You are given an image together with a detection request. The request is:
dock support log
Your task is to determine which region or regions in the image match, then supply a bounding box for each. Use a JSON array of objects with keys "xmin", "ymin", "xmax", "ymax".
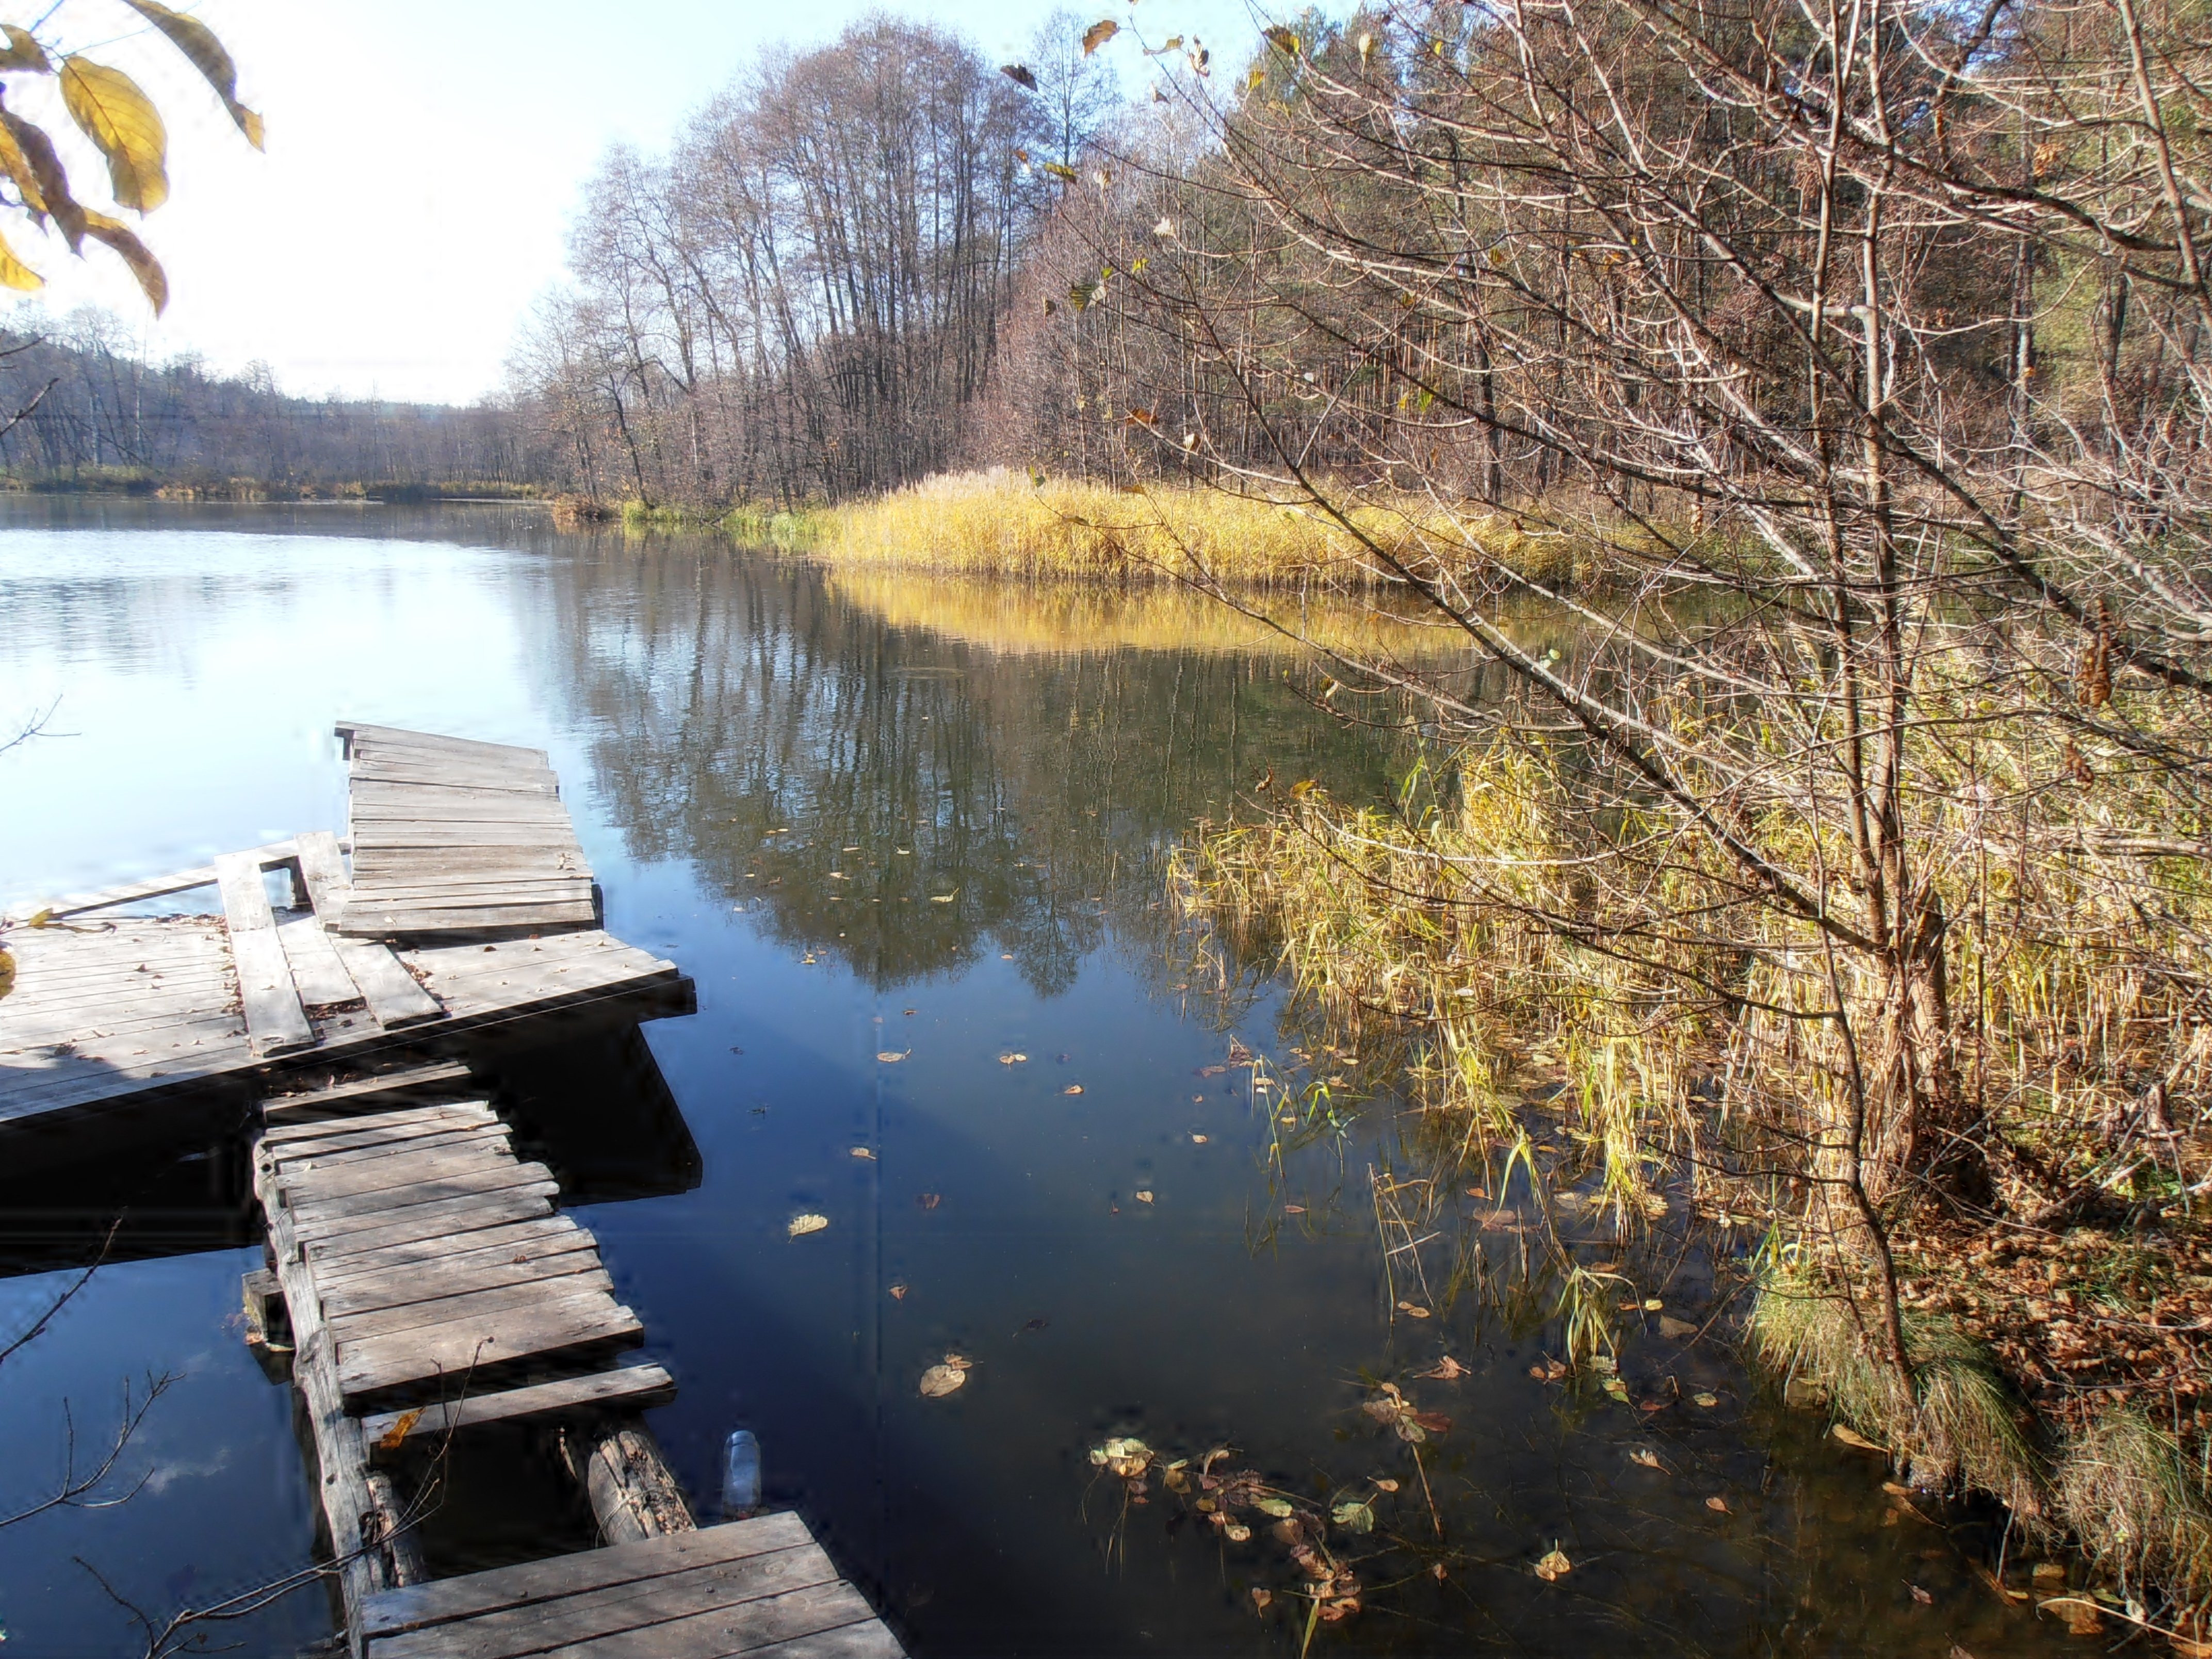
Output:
[
  {"xmin": 560, "ymin": 1419, "xmax": 697, "ymax": 1545},
  {"xmin": 258, "ymin": 1179, "xmax": 428, "ymax": 1653}
]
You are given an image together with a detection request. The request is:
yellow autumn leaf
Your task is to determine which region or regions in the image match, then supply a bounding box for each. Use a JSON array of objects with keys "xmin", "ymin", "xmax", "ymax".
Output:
[
  {"xmin": 0, "ymin": 27, "xmax": 50, "ymax": 73},
  {"xmin": 0, "ymin": 118, "xmax": 46, "ymax": 214},
  {"xmin": 1, "ymin": 112, "xmax": 78, "ymax": 242},
  {"xmin": 375, "ymin": 1408, "xmax": 424, "ymax": 1452},
  {"xmin": 1082, "ymin": 19, "xmax": 1118, "ymax": 54},
  {"xmin": 788, "ymin": 1212, "xmax": 829, "ymax": 1237},
  {"xmin": 60, "ymin": 57, "xmax": 167, "ymax": 213},
  {"xmin": 120, "ymin": 2, "xmax": 263, "ymax": 149},
  {"xmin": 0, "ymin": 223, "xmax": 41, "ymax": 291},
  {"xmin": 80, "ymin": 209, "xmax": 167, "ymax": 313},
  {"xmin": 0, "ymin": 945, "xmax": 14, "ymax": 1001}
]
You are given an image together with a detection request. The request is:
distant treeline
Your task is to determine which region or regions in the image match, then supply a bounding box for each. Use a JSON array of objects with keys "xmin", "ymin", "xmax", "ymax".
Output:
[{"xmin": 0, "ymin": 311, "xmax": 544, "ymax": 495}]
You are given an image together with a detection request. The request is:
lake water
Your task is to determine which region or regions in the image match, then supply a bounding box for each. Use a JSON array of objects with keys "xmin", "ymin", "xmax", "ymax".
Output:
[{"xmin": 0, "ymin": 502, "xmax": 2077, "ymax": 1656}]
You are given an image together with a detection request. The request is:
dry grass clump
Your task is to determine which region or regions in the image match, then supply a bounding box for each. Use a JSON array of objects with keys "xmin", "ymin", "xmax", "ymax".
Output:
[
  {"xmin": 2057, "ymin": 1408, "xmax": 2212, "ymax": 1611},
  {"xmin": 1748, "ymin": 1264, "xmax": 2042, "ymax": 1518},
  {"xmin": 802, "ymin": 469, "xmax": 1587, "ymax": 589}
]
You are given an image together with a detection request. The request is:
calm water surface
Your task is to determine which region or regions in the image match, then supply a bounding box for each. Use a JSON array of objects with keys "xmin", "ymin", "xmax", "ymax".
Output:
[{"xmin": 0, "ymin": 503, "xmax": 2073, "ymax": 1656}]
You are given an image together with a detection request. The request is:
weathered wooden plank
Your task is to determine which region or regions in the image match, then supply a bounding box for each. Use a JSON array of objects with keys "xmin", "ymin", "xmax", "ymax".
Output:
[
  {"xmin": 339, "ymin": 904, "xmax": 601, "ymax": 936},
  {"xmin": 288, "ymin": 1162, "xmax": 559, "ymax": 1228},
  {"xmin": 280, "ymin": 1144, "xmax": 530, "ymax": 1206},
  {"xmin": 346, "ymin": 764, "xmax": 559, "ymax": 795},
  {"xmin": 7, "ymin": 837, "xmax": 309, "ymax": 922},
  {"xmin": 338, "ymin": 723, "xmax": 550, "ymax": 768},
  {"xmin": 335, "ymin": 1297, "xmax": 642, "ymax": 1403},
  {"xmin": 367, "ymin": 1549, "xmax": 852, "ymax": 1659},
  {"xmin": 261, "ymin": 1061, "xmax": 476, "ymax": 1125},
  {"xmin": 299, "ymin": 1190, "xmax": 559, "ymax": 1262},
  {"xmin": 357, "ymin": 1363, "xmax": 676, "ymax": 1462},
  {"xmin": 739, "ymin": 1617, "xmax": 908, "ymax": 1659},
  {"xmin": 341, "ymin": 881, "xmax": 596, "ymax": 908},
  {"xmin": 278, "ymin": 913, "xmax": 367, "ymax": 1006},
  {"xmin": 7, "ymin": 867, "xmax": 219, "ymax": 921},
  {"xmin": 255, "ymin": 1150, "xmax": 428, "ymax": 1649},
  {"xmin": 214, "ymin": 851, "xmax": 316, "ymax": 1058},
  {"xmin": 331, "ymin": 1269, "xmax": 617, "ymax": 1342},
  {"xmin": 311, "ymin": 1217, "xmax": 584, "ymax": 1287},
  {"xmin": 320, "ymin": 1237, "xmax": 604, "ymax": 1318},
  {"xmin": 266, "ymin": 1101, "xmax": 498, "ymax": 1148},
  {"xmin": 272, "ymin": 1125, "xmax": 511, "ymax": 1175},
  {"xmin": 295, "ymin": 831, "xmax": 448, "ymax": 1029},
  {"xmin": 361, "ymin": 1517, "xmax": 814, "ymax": 1640}
]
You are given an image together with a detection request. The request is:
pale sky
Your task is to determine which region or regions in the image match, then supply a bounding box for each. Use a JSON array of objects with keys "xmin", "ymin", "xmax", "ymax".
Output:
[{"xmin": 0, "ymin": 0, "xmax": 1264, "ymax": 405}]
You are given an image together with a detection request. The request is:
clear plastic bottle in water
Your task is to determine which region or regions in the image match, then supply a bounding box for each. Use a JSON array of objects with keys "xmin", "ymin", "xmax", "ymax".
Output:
[{"xmin": 722, "ymin": 1428, "xmax": 762, "ymax": 1518}]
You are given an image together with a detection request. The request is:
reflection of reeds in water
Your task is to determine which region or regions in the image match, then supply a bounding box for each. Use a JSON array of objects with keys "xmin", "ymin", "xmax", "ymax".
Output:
[{"xmin": 824, "ymin": 567, "xmax": 1460, "ymax": 659}]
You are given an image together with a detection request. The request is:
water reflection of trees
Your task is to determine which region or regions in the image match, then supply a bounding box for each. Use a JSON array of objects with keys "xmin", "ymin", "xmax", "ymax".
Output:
[{"xmin": 545, "ymin": 538, "xmax": 1414, "ymax": 990}]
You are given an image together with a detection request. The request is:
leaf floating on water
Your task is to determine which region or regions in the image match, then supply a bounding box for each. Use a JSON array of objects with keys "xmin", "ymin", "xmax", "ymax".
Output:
[
  {"xmin": 999, "ymin": 1052, "xmax": 1028, "ymax": 1065},
  {"xmin": 1529, "ymin": 1358, "xmax": 1569, "ymax": 1382},
  {"xmin": 930, "ymin": 892, "xmax": 958, "ymax": 904},
  {"xmin": 375, "ymin": 1409, "xmax": 423, "ymax": 1452},
  {"xmin": 851, "ymin": 1147, "xmax": 875, "ymax": 1159},
  {"xmin": 1090, "ymin": 1437, "xmax": 1152, "ymax": 1476},
  {"xmin": 1534, "ymin": 1547, "xmax": 1572, "ymax": 1582},
  {"xmin": 1191, "ymin": 1133, "xmax": 1208, "ymax": 1144},
  {"xmin": 1831, "ymin": 1423, "xmax": 1885, "ymax": 1452},
  {"xmin": 1421, "ymin": 1355, "xmax": 1469, "ymax": 1380},
  {"xmin": 789, "ymin": 1213, "xmax": 829, "ymax": 1237},
  {"xmin": 1693, "ymin": 1391, "xmax": 1720, "ymax": 1408},
  {"xmin": 1395, "ymin": 1300, "xmax": 1432, "ymax": 1319},
  {"xmin": 1705, "ymin": 1494, "xmax": 1730, "ymax": 1513},
  {"xmin": 1134, "ymin": 1190, "xmax": 1154, "ymax": 1203},
  {"xmin": 917, "ymin": 1193, "xmax": 941, "ymax": 1210},
  {"xmin": 1642, "ymin": 1297, "xmax": 1665, "ymax": 1311},
  {"xmin": 1372, "ymin": 1477, "xmax": 1399, "ymax": 1493},
  {"xmin": 1331, "ymin": 1499, "xmax": 1375, "ymax": 1533},
  {"xmin": 1283, "ymin": 1203, "xmax": 1305, "ymax": 1215},
  {"xmin": 1064, "ymin": 1084, "xmax": 1084, "ymax": 1095},
  {"xmin": 1222, "ymin": 1522, "xmax": 1251, "ymax": 1542},
  {"xmin": 1254, "ymin": 1497, "xmax": 1295, "ymax": 1518},
  {"xmin": 1407, "ymin": 1410, "xmax": 1453, "ymax": 1435},
  {"xmin": 1250, "ymin": 1587, "xmax": 1272, "ymax": 1611},
  {"xmin": 1630, "ymin": 1446, "xmax": 1664, "ymax": 1470},
  {"xmin": 1658, "ymin": 1314, "xmax": 1699, "ymax": 1339},
  {"xmin": 888, "ymin": 1282, "xmax": 908, "ymax": 1300},
  {"xmin": 919, "ymin": 1363, "xmax": 967, "ymax": 1398},
  {"xmin": 1909, "ymin": 1583, "xmax": 1933, "ymax": 1606}
]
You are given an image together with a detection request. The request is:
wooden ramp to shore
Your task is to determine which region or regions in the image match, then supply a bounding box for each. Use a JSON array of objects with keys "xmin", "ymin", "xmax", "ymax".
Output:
[
  {"xmin": 334, "ymin": 724, "xmax": 599, "ymax": 938},
  {"xmin": 0, "ymin": 726, "xmax": 684, "ymax": 1137},
  {"xmin": 253, "ymin": 1082, "xmax": 904, "ymax": 1659}
]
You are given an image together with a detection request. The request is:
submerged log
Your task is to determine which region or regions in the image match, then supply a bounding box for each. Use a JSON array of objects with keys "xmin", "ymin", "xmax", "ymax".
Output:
[{"xmin": 559, "ymin": 1419, "xmax": 696, "ymax": 1545}]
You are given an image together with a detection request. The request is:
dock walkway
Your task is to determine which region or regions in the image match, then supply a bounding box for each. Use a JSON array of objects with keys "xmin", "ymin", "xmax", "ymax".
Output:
[
  {"xmin": 0, "ymin": 727, "xmax": 684, "ymax": 1146},
  {"xmin": 254, "ymin": 1083, "xmax": 903, "ymax": 1659},
  {"xmin": 359, "ymin": 1516, "xmax": 902, "ymax": 1659}
]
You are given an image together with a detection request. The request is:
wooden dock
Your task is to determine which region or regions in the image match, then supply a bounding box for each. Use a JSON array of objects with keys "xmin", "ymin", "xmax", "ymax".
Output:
[
  {"xmin": 0, "ymin": 726, "xmax": 688, "ymax": 1152},
  {"xmin": 253, "ymin": 1079, "xmax": 904, "ymax": 1659},
  {"xmin": 357, "ymin": 1518, "xmax": 902, "ymax": 1659}
]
